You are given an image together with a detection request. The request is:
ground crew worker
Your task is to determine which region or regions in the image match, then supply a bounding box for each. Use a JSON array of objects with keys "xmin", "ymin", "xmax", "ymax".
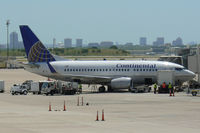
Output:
[
  {"xmin": 153, "ymin": 83, "xmax": 157, "ymax": 94},
  {"xmin": 79, "ymin": 84, "xmax": 82, "ymax": 93},
  {"xmin": 162, "ymin": 82, "xmax": 166, "ymax": 89},
  {"xmin": 168, "ymin": 82, "xmax": 173, "ymax": 96}
]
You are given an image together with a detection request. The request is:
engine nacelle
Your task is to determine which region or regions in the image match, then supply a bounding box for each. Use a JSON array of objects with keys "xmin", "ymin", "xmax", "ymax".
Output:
[{"xmin": 111, "ymin": 77, "xmax": 132, "ymax": 89}]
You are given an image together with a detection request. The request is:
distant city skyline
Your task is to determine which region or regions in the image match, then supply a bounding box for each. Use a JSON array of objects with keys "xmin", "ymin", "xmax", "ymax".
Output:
[
  {"xmin": 0, "ymin": 0, "xmax": 200, "ymax": 45},
  {"xmin": 0, "ymin": 31, "xmax": 189, "ymax": 49}
]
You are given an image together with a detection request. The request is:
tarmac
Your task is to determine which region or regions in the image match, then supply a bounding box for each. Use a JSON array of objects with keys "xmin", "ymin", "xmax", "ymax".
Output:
[{"xmin": 0, "ymin": 69, "xmax": 200, "ymax": 133}]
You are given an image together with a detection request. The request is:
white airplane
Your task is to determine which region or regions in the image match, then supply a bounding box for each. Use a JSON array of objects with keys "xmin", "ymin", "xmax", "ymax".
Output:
[{"xmin": 19, "ymin": 25, "xmax": 195, "ymax": 92}]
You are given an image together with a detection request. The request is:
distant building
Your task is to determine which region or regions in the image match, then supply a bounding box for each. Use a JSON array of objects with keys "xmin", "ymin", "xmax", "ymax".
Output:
[
  {"xmin": 139, "ymin": 37, "xmax": 147, "ymax": 45},
  {"xmin": 88, "ymin": 42, "xmax": 99, "ymax": 48},
  {"xmin": 153, "ymin": 37, "xmax": 164, "ymax": 46},
  {"xmin": 10, "ymin": 32, "xmax": 19, "ymax": 49},
  {"xmin": 0, "ymin": 44, "xmax": 6, "ymax": 49},
  {"xmin": 76, "ymin": 39, "xmax": 83, "ymax": 47},
  {"xmin": 18, "ymin": 41, "xmax": 24, "ymax": 49},
  {"xmin": 100, "ymin": 41, "xmax": 114, "ymax": 48},
  {"xmin": 64, "ymin": 38, "xmax": 72, "ymax": 48},
  {"xmin": 172, "ymin": 37, "xmax": 183, "ymax": 46},
  {"xmin": 124, "ymin": 42, "xmax": 133, "ymax": 46}
]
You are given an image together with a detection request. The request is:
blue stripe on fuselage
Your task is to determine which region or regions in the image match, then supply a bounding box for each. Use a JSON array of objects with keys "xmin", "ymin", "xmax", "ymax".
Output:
[{"xmin": 47, "ymin": 62, "xmax": 56, "ymax": 73}]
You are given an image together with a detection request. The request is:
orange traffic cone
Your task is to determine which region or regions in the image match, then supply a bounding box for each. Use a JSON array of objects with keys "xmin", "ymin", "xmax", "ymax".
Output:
[
  {"xmin": 77, "ymin": 96, "xmax": 79, "ymax": 106},
  {"xmin": 63, "ymin": 100, "xmax": 66, "ymax": 111},
  {"xmin": 81, "ymin": 97, "xmax": 83, "ymax": 106},
  {"xmin": 102, "ymin": 109, "xmax": 105, "ymax": 121},
  {"xmin": 96, "ymin": 111, "xmax": 99, "ymax": 121},
  {"xmin": 49, "ymin": 102, "xmax": 51, "ymax": 111}
]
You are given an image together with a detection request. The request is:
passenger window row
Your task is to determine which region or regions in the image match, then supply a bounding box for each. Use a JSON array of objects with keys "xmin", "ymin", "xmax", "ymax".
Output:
[{"xmin": 64, "ymin": 68, "xmax": 158, "ymax": 72}]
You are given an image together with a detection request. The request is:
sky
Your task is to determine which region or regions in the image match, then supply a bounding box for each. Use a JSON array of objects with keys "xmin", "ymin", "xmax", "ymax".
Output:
[{"xmin": 0, "ymin": 0, "xmax": 200, "ymax": 45}]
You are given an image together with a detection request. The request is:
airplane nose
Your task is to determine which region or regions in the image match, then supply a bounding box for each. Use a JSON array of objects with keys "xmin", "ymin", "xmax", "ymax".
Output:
[{"xmin": 187, "ymin": 70, "xmax": 196, "ymax": 78}]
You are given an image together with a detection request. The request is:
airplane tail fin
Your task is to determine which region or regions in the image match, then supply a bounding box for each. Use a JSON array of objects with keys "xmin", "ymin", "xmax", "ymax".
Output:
[{"xmin": 19, "ymin": 25, "xmax": 55, "ymax": 63}]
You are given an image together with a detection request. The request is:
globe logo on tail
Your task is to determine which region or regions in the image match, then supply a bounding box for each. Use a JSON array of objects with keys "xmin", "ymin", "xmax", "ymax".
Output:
[{"xmin": 28, "ymin": 41, "xmax": 55, "ymax": 62}]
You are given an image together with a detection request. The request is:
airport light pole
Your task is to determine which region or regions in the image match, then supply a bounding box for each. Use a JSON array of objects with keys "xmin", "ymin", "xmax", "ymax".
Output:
[
  {"xmin": 197, "ymin": 45, "xmax": 200, "ymax": 83},
  {"xmin": 6, "ymin": 20, "xmax": 10, "ymax": 61}
]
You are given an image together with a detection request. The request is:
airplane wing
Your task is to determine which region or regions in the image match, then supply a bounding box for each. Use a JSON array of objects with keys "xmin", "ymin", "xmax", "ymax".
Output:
[{"xmin": 57, "ymin": 73, "xmax": 113, "ymax": 84}]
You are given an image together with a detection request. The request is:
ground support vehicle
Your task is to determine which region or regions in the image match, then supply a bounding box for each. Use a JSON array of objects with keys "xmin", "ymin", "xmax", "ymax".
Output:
[
  {"xmin": 61, "ymin": 82, "xmax": 79, "ymax": 95},
  {"xmin": 30, "ymin": 81, "xmax": 59, "ymax": 95},
  {"xmin": 41, "ymin": 81, "xmax": 59, "ymax": 96},
  {"xmin": 130, "ymin": 85, "xmax": 151, "ymax": 93},
  {"xmin": 190, "ymin": 89, "xmax": 200, "ymax": 96},
  {"xmin": 157, "ymin": 70, "xmax": 174, "ymax": 93},
  {"xmin": 10, "ymin": 84, "xmax": 28, "ymax": 95}
]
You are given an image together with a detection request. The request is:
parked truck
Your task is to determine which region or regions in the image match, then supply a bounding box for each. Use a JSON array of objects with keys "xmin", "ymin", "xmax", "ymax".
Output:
[
  {"xmin": 30, "ymin": 81, "xmax": 59, "ymax": 95},
  {"xmin": 41, "ymin": 81, "xmax": 59, "ymax": 95},
  {"xmin": 157, "ymin": 70, "xmax": 174, "ymax": 93},
  {"xmin": 0, "ymin": 80, "xmax": 4, "ymax": 93},
  {"xmin": 60, "ymin": 82, "xmax": 79, "ymax": 95},
  {"xmin": 10, "ymin": 84, "xmax": 28, "ymax": 95}
]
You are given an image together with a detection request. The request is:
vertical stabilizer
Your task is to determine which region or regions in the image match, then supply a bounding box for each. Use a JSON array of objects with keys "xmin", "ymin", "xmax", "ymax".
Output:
[{"xmin": 19, "ymin": 25, "xmax": 55, "ymax": 62}]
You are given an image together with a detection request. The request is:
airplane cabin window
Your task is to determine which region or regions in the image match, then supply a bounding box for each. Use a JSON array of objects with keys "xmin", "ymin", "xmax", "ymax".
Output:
[{"xmin": 64, "ymin": 69, "xmax": 66, "ymax": 71}]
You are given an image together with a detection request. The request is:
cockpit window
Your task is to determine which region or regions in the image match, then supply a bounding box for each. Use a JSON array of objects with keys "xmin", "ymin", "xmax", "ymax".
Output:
[{"xmin": 175, "ymin": 67, "xmax": 183, "ymax": 71}]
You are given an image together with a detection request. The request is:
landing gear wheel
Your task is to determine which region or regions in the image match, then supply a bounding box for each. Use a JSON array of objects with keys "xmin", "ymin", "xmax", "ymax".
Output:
[
  {"xmin": 107, "ymin": 86, "xmax": 113, "ymax": 92},
  {"xmin": 99, "ymin": 86, "xmax": 105, "ymax": 93},
  {"xmin": 23, "ymin": 91, "xmax": 27, "ymax": 95},
  {"xmin": 192, "ymin": 91, "xmax": 197, "ymax": 96}
]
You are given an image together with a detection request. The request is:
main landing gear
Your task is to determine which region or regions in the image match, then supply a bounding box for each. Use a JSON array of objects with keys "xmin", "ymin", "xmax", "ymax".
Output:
[
  {"xmin": 99, "ymin": 86, "xmax": 106, "ymax": 93},
  {"xmin": 107, "ymin": 85, "xmax": 114, "ymax": 92}
]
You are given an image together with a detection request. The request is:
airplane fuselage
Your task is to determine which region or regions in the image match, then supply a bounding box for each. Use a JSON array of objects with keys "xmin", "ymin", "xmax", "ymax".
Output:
[{"xmin": 24, "ymin": 60, "xmax": 195, "ymax": 85}]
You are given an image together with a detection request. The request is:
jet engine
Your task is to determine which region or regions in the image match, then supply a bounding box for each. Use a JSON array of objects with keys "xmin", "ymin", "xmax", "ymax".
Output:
[{"xmin": 111, "ymin": 77, "xmax": 132, "ymax": 89}]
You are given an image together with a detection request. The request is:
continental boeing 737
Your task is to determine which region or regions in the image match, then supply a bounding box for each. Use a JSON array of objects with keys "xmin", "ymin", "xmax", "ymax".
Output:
[{"xmin": 19, "ymin": 25, "xmax": 195, "ymax": 92}]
